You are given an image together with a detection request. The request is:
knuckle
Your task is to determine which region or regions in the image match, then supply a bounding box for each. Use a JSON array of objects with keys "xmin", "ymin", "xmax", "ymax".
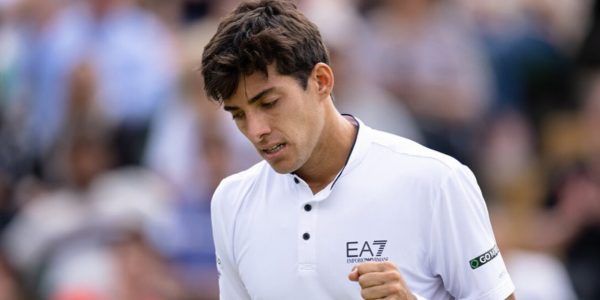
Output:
[
  {"xmin": 387, "ymin": 270, "xmax": 401, "ymax": 281},
  {"xmin": 355, "ymin": 264, "xmax": 364, "ymax": 273},
  {"xmin": 386, "ymin": 283, "xmax": 403, "ymax": 294},
  {"xmin": 358, "ymin": 277, "xmax": 369, "ymax": 289},
  {"xmin": 383, "ymin": 261, "xmax": 397, "ymax": 269},
  {"xmin": 360, "ymin": 289, "xmax": 369, "ymax": 299}
]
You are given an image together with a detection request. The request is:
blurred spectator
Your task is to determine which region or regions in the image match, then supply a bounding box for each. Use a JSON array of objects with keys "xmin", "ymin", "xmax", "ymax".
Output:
[
  {"xmin": 3, "ymin": 166, "xmax": 187, "ymax": 299},
  {"xmin": 329, "ymin": 44, "xmax": 422, "ymax": 142},
  {"xmin": 22, "ymin": 0, "xmax": 179, "ymax": 172},
  {"xmin": 355, "ymin": 0, "xmax": 493, "ymax": 164},
  {"xmin": 85, "ymin": 0, "xmax": 179, "ymax": 167},
  {"xmin": 477, "ymin": 109, "xmax": 543, "ymax": 213},
  {"xmin": 459, "ymin": 0, "xmax": 589, "ymax": 130},
  {"xmin": 19, "ymin": 0, "xmax": 87, "ymax": 163},
  {"xmin": 42, "ymin": 60, "xmax": 114, "ymax": 189},
  {"xmin": 2, "ymin": 115, "xmax": 114, "ymax": 296},
  {"xmin": 301, "ymin": 0, "xmax": 422, "ymax": 141}
]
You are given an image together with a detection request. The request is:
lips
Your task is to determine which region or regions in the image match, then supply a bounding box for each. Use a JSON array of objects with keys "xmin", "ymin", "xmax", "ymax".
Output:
[
  {"xmin": 259, "ymin": 142, "xmax": 288, "ymax": 161},
  {"xmin": 263, "ymin": 143, "xmax": 285, "ymax": 154}
]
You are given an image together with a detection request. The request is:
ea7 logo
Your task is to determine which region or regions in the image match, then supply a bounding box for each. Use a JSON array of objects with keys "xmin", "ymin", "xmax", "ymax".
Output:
[{"xmin": 346, "ymin": 240, "xmax": 388, "ymax": 258}]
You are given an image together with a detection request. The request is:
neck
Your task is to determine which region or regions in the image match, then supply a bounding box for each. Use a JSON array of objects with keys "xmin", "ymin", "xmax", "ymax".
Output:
[{"xmin": 295, "ymin": 104, "xmax": 357, "ymax": 194}]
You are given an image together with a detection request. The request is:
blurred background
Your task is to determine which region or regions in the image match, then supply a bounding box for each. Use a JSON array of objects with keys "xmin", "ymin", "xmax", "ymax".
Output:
[{"xmin": 0, "ymin": 0, "xmax": 599, "ymax": 299}]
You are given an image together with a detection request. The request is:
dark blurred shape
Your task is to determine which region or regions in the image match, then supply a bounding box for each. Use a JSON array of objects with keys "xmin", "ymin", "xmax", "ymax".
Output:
[
  {"xmin": 182, "ymin": 0, "xmax": 210, "ymax": 24},
  {"xmin": 578, "ymin": 0, "xmax": 600, "ymax": 68},
  {"xmin": 543, "ymin": 164, "xmax": 600, "ymax": 300},
  {"xmin": 112, "ymin": 121, "xmax": 149, "ymax": 168},
  {"xmin": 0, "ymin": 172, "xmax": 17, "ymax": 233},
  {"xmin": 566, "ymin": 227, "xmax": 600, "ymax": 300}
]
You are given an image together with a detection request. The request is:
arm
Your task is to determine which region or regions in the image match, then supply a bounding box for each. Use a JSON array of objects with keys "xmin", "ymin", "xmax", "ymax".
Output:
[
  {"xmin": 430, "ymin": 165, "xmax": 515, "ymax": 299},
  {"xmin": 211, "ymin": 183, "xmax": 252, "ymax": 300}
]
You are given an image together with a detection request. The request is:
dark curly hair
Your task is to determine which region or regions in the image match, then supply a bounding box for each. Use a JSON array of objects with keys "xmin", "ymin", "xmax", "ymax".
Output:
[{"xmin": 201, "ymin": 0, "xmax": 330, "ymax": 102}]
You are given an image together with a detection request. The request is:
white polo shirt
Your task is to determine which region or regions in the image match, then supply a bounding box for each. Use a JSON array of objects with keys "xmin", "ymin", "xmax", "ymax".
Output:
[{"xmin": 211, "ymin": 118, "xmax": 515, "ymax": 300}]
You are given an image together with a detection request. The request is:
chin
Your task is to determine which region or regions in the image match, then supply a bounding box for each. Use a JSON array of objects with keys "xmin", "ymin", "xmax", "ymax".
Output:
[
  {"xmin": 267, "ymin": 160, "xmax": 300, "ymax": 175},
  {"xmin": 268, "ymin": 163, "xmax": 294, "ymax": 174}
]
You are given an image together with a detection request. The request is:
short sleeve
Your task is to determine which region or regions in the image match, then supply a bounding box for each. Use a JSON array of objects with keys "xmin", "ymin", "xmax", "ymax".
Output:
[
  {"xmin": 429, "ymin": 165, "xmax": 515, "ymax": 300},
  {"xmin": 211, "ymin": 181, "xmax": 252, "ymax": 300}
]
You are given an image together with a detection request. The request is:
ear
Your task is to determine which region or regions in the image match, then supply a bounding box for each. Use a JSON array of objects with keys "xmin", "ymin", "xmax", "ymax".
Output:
[{"xmin": 311, "ymin": 62, "xmax": 334, "ymax": 99}]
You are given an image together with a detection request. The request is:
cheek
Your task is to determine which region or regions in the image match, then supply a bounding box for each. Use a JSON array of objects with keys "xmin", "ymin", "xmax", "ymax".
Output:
[
  {"xmin": 278, "ymin": 94, "xmax": 322, "ymax": 144},
  {"xmin": 291, "ymin": 111, "xmax": 314, "ymax": 139},
  {"xmin": 295, "ymin": 112, "xmax": 322, "ymax": 151}
]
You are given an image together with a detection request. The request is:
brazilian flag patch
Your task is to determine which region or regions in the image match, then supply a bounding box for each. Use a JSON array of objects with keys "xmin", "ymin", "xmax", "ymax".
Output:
[{"xmin": 469, "ymin": 245, "xmax": 500, "ymax": 270}]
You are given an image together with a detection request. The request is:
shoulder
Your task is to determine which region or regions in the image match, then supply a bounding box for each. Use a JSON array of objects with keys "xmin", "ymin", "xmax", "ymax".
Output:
[
  {"xmin": 367, "ymin": 128, "xmax": 465, "ymax": 182},
  {"xmin": 368, "ymin": 130, "xmax": 487, "ymax": 212}
]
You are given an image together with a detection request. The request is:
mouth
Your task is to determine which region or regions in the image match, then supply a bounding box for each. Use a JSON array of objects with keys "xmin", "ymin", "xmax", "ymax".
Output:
[{"xmin": 261, "ymin": 143, "xmax": 286, "ymax": 156}]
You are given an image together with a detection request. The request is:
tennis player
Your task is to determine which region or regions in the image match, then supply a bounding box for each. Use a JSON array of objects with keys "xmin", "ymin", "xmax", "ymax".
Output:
[{"xmin": 201, "ymin": 1, "xmax": 516, "ymax": 299}]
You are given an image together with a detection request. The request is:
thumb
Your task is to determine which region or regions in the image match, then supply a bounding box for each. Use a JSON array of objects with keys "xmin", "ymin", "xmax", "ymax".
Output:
[{"xmin": 348, "ymin": 266, "xmax": 359, "ymax": 282}]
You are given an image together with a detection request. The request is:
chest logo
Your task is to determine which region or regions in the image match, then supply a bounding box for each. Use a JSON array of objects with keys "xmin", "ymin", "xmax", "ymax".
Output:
[{"xmin": 346, "ymin": 240, "xmax": 389, "ymax": 264}]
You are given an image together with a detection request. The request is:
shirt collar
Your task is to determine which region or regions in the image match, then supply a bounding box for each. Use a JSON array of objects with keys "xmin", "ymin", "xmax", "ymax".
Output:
[
  {"xmin": 335, "ymin": 115, "xmax": 372, "ymax": 183},
  {"xmin": 288, "ymin": 115, "xmax": 372, "ymax": 194}
]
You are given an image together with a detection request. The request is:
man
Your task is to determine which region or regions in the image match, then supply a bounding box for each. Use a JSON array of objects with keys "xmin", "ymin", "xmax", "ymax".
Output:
[{"xmin": 201, "ymin": 1, "xmax": 516, "ymax": 299}]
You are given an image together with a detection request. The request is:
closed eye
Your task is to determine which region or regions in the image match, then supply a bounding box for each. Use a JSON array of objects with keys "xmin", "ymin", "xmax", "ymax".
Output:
[
  {"xmin": 231, "ymin": 110, "xmax": 245, "ymax": 120},
  {"xmin": 261, "ymin": 99, "xmax": 278, "ymax": 109}
]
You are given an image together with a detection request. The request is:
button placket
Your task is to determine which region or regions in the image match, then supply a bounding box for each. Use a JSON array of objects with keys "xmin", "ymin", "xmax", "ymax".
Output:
[{"xmin": 298, "ymin": 198, "xmax": 317, "ymax": 271}]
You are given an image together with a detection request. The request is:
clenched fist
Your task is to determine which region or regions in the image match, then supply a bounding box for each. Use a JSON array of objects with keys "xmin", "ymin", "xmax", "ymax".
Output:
[{"xmin": 348, "ymin": 261, "xmax": 416, "ymax": 300}]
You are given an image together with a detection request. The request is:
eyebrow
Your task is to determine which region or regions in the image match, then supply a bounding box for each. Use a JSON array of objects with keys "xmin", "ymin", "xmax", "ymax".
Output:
[{"xmin": 223, "ymin": 87, "xmax": 276, "ymax": 112}]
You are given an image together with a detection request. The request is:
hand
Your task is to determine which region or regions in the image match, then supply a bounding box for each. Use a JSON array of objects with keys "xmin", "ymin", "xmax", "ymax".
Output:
[{"xmin": 348, "ymin": 261, "xmax": 415, "ymax": 300}]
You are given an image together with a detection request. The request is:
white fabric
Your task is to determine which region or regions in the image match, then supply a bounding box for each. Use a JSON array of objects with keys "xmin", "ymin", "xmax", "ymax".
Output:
[{"xmin": 211, "ymin": 119, "xmax": 514, "ymax": 299}]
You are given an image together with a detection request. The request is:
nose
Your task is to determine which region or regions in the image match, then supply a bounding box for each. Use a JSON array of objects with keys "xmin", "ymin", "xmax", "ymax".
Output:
[{"xmin": 245, "ymin": 112, "xmax": 271, "ymax": 144}]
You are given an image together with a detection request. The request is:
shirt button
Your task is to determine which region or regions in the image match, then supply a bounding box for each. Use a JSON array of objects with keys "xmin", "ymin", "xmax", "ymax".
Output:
[
  {"xmin": 302, "ymin": 232, "xmax": 310, "ymax": 240},
  {"xmin": 304, "ymin": 204, "xmax": 312, "ymax": 212},
  {"xmin": 294, "ymin": 177, "xmax": 300, "ymax": 184}
]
